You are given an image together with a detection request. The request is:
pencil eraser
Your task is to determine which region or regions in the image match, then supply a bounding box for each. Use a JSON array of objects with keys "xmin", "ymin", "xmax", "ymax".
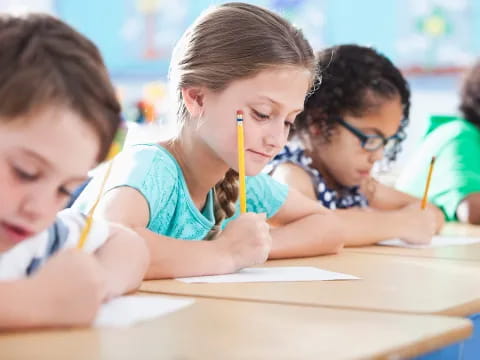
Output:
[{"xmin": 236, "ymin": 110, "xmax": 244, "ymax": 120}]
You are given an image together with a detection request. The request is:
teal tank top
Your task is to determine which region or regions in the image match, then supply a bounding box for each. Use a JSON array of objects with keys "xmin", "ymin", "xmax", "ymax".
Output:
[{"xmin": 73, "ymin": 144, "xmax": 289, "ymax": 240}]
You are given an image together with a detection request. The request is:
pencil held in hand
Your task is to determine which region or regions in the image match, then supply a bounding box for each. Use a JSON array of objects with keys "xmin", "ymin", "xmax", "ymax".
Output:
[
  {"xmin": 77, "ymin": 122, "xmax": 128, "ymax": 249},
  {"xmin": 237, "ymin": 110, "xmax": 247, "ymax": 213},
  {"xmin": 421, "ymin": 156, "xmax": 436, "ymax": 210}
]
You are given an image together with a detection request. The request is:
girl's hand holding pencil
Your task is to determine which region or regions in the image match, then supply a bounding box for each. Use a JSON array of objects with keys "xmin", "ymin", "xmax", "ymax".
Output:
[
  {"xmin": 395, "ymin": 156, "xmax": 438, "ymax": 245},
  {"xmin": 215, "ymin": 212, "xmax": 272, "ymax": 272},
  {"xmin": 397, "ymin": 202, "xmax": 438, "ymax": 245},
  {"xmin": 202, "ymin": 110, "xmax": 272, "ymax": 271}
]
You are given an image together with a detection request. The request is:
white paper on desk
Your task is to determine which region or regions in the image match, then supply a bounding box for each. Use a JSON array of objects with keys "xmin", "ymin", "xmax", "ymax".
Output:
[
  {"xmin": 378, "ymin": 235, "xmax": 480, "ymax": 249},
  {"xmin": 177, "ymin": 266, "xmax": 359, "ymax": 283},
  {"xmin": 94, "ymin": 295, "xmax": 194, "ymax": 328}
]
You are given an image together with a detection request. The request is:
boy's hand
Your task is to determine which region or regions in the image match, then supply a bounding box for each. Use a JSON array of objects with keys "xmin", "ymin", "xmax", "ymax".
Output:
[{"xmin": 30, "ymin": 248, "xmax": 106, "ymax": 327}]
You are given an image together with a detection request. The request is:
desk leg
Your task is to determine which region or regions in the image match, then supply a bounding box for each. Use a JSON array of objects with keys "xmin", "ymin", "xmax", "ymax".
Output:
[
  {"xmin": 411, "ymin": 342, "xmax": 463, "ymax": 360},
  {"xmin": 461, "ymin": 312, "xmax": 480, "ymax": 360}
]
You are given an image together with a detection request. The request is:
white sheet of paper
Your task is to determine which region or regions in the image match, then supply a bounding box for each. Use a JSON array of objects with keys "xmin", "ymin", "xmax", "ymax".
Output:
[
  {"xmin": 177, "ymin": 266, "xmax": 359, "ymax": 283},
  {"xmin": 378, "ymin": 235, "xmax": 480, "ymax": 249},
  {"xmin": 94, "ymin": 295, "xmax": 194, "ymax": 328}
]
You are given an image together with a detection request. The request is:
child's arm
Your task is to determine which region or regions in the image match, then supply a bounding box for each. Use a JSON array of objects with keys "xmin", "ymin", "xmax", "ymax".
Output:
[
  {"xmin": 96, "ymin": 187, "xmax": 271, "ymax": 279},
  {"xmin": 361, "ymin": 177, "xmax": 445, "ymax": 232},
  {"xmin": 269, "ymin": 163, "xmax": 344, "ymax": 257},
  {"xmin": 271, "ymin": 165, "xmax": 438, "ymax": 248},
  {"xmin": 0, "ymin": 249, "xmax": 105, "ymax": 329},
  {"xmin": 335, "ymin": 205, "xmax": 438, "ymax": 246},
  {"xmin": 269, "ymin": 188, "xmax": 439, "ymax": 250},
  {"xmin": 457, "ymin": 193, "xmax": 480, "ymax": 224},
  {"xmin": 267, "ymin": 188, "xmax": 344, "ymax": 258},
  {"xmin": 93, "ymin": 224, "xmax": 149, "ymax": 300}
]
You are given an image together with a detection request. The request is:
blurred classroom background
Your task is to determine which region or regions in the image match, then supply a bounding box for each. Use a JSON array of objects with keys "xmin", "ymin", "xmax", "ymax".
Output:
[{"xmin": 3, "ymin": 0, "xmax": 480, "ymax": 169}]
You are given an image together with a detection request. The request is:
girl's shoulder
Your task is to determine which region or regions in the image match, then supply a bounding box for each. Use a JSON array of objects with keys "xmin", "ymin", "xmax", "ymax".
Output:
[
  {"xmin": 122, "ymin": 143, "xmax": 181, "ymax": 176},
  {"xmin": 113, "ymin": 143, "xmax": 185, "ymax": 192}
]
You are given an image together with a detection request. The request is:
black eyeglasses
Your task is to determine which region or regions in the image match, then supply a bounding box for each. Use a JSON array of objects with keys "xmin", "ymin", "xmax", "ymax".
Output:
[{"xmin": 336, "ymin": 117, "xmax": 405, "ymax": 152}]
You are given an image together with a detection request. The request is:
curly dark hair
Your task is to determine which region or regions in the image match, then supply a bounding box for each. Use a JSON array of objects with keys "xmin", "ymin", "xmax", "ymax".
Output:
[
  {"xmin": 460, "ymin": 60, "xmax": 480, "ymax": 128},
  {"xmin": 295, "ymin": 44, "xmax": 410, "ymax": 162}
]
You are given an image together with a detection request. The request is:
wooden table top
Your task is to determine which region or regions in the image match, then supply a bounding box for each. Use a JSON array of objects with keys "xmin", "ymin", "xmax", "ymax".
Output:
[
  {"xmin": 0, "ymin": 297, "xmax": 472, "ymax": 360},
  {"xmin": 141, "ymin": 252, "xmax": 480, "ymax": 317},
  {"xmin": 346, "ymin": 222, "xmax": 480, "ymax": 261}
]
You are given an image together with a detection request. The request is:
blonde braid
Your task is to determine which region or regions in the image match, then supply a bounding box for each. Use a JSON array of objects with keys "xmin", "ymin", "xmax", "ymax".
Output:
[{"xmin": 204, "ymin": 169, "xmax": 239, "ymax": 240}]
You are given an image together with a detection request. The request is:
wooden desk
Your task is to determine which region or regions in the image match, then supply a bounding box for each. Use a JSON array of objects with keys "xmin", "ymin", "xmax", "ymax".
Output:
[
  {"xmin": 141, "ymin": 252, "xmax": 480, "ymax": 316},
  {"xmin": 346, "ymin": 223, "xmax": 480, "ymax": 261},
  {"xmin": 442, "ymin": 223, "xmax": 480, "ymax": 237},
  {"xmin": 0, "ymin": 297, "xmax": 471, "ymax": 360}
]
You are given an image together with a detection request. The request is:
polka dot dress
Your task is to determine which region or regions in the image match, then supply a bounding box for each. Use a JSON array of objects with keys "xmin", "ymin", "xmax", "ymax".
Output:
[{"xmin": 267, "ymin": 145, "xmax": 368, "ymax": 209}]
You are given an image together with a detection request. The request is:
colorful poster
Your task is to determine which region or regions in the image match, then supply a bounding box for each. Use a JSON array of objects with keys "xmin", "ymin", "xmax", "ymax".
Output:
[
  {"xmin": 396, "ymin": 0, "xmax": 475, "ymax": 71},
  {"xmin": 26, "ymin": 0, "xmax": 480, "ymax": 76}
]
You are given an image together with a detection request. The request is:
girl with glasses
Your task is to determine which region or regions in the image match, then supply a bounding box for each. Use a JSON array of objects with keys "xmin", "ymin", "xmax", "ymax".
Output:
[{"xmin": 269, "ymin": 44, "xmax": 444, "ymax": 246}]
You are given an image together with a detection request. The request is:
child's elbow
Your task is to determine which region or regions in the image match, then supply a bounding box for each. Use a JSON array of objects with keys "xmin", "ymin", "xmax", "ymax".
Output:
[
  {"xmin": 126, "ymin": 230, "xmax": 150, "ymax": 277},
  {"xmin": 324, "ymin": 235, "xmax": 344, "ymax": 255},
  {"xmin": 329, "ymin": 239, "xmax": 344, "ymax": 254},
  {"xmin": 109, "ymin": 224, "xmax": 150, "ymax": 279},
  {"xmin": 311, "ymin": 213, "xmax": 345, "ymax": 254}
]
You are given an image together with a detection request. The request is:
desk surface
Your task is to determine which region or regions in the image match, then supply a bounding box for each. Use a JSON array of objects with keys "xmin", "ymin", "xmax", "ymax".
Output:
[
  {"xmin": 141, "ymin": 252, "xmax": 480, "ymax": 316},
  {"xmin": 0, "ymin": 297, "xmax": 471, "ymax": 360},
  {"xmin": 346, "ymin": 222, "xmax": 480, "ymax": 261}
]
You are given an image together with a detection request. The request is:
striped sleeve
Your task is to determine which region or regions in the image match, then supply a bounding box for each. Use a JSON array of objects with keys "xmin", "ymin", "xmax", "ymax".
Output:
[{"xmin": 0, "ymin": 209, "xmax": 109, "ymax": 280}]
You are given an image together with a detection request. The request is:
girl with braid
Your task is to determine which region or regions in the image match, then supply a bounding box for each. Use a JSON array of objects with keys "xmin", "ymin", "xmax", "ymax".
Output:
[
  {"xmin": 74, "ymin": 2, "xmax": 346, "ymax": 279},
  {"xmin": 269, "ymin": 44, "xmax": 445, "ymax": 246}
]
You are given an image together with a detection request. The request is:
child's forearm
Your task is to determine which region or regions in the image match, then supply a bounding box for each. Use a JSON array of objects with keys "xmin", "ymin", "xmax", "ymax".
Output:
[
  {"xmin": 335, "ymin": 210, "xmax": 399, "ymax": 246},
  {"xmin": 135, "ymin": 228, "xmax": 234, "ymax": 279},
  {"xmin": 2, "ymin": 249, "xmax": 108, "ymax": 329},
  {"xmin": 269, "ymin": 213, "xmax": 344, "ymax": 259},
  {"xmin": 457, "ymin": 194, "xmax": 480, "ymax": 224},
  {"xmin": 335, "ymin": 209, "xmax": 424, "ymax": 246},
  {"xmin": 94, "ymin": 225, "xmax": 150, "ymax": 299},
  {"xmin": 0, "ymin": 279, "xmax": 47, "ymax": 329}
]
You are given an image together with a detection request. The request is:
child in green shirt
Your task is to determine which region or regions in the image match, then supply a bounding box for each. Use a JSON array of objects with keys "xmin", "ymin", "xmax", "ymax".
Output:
[{"xmin": 397, "ymin": 62, "xmax": 480, "ymax": 223}]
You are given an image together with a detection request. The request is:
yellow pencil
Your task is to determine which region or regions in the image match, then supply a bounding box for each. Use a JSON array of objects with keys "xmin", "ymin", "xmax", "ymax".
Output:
[
  {"xmin": 237, "ymin": 110, "xmax": 247, "ymax": 213},
  {"xmin": 77, "ymin": 122, "xmax": 128, "ymax": 249},
  {"xmin": 421, "ymin": 156, "xmax": 436, "ymax": 210}
]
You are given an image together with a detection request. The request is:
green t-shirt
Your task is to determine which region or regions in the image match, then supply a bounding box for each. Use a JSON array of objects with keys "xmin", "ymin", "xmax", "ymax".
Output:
[
  {"xmin": 396, "ymin": 115, "xmax": 480, "ymax": 220},
  {"xmin": 73, "ymin": 144, "xmax": 289, "ymax": 240}
]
